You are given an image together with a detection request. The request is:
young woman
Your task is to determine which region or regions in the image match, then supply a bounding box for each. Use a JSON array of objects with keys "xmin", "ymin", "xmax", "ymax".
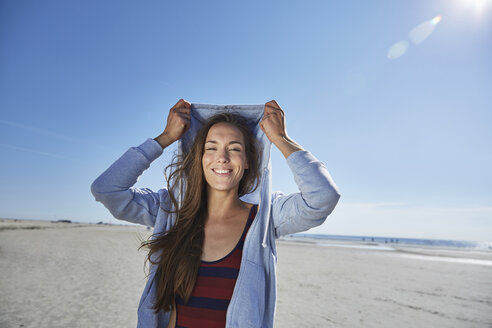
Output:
[{"xmin": 91, "ymin": 99, "xmax": 341, "ymax": 328}]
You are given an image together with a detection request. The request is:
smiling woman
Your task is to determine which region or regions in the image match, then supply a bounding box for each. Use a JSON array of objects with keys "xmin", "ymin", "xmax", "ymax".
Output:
[
  {"xmin": 202, "ymin": 122, "xmax": 250, "ymax": 194},
  {"xmin": 139, "ymin": 112, "xmax": 263, "ymax": 328},
  {"xmin": 90, "ymin": 99, "xmax": 341, "ymax": 328}
]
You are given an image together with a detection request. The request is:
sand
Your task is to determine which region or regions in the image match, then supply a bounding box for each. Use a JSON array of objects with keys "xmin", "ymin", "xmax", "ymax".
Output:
[{"xmin": 1, "ymin": 219, "xmax": 491, "ymax": 328}]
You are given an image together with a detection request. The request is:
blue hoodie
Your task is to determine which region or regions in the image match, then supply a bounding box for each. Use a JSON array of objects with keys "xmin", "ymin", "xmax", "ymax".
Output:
[{"xmin": 90, "ymin": 103, "xmax": 341, "ymax": 328}]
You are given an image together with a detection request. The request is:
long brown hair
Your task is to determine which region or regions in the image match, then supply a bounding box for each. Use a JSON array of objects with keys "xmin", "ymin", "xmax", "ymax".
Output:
[{"xmin": 139, "ymin": 112, "xmax": 261, "ymax": 313}]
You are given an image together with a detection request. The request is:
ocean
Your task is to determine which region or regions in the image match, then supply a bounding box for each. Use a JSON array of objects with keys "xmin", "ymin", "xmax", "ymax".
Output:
[{"xmin": 284, "ymin": 233, "xmax": 492, "ymax": 250}]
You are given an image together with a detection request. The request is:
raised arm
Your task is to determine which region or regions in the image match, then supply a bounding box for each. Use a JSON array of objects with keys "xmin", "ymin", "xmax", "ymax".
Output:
[
  {"xmin": 90, "ymin": 98, "xmax": 192, "ymax": 227},
  {"xmin": 260, "ymin": 100, "xmax": 341, "ymax": 238},
  {"xmin": 270, "ymin": 150, "xmax": 341, "ymax": 238},
  {"xmin": 91, "ymin": 139, "xmax": 166, "ymax": 227}
]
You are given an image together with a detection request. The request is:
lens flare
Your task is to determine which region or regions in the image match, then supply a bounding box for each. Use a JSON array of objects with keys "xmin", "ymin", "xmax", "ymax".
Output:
[
  {"xmin": 387, "ymin": 40, "xmax": 409, "ymax": 59},
  {"xmin": 409, "ymin": 15, "xmax": 442, "ymax": 45},
  {"xmin": 386, "ymin": 15, "xmax": 443, "ymax": 60},
  {"xmin": 431, "ymin": 15, "xmax": 442, "ymax": 25}
]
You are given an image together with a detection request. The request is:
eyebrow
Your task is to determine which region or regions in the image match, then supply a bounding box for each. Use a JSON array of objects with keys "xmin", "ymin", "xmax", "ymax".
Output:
[{"xmin": 205, "ymin": 140, "xmax": 243, "ymax": 146}]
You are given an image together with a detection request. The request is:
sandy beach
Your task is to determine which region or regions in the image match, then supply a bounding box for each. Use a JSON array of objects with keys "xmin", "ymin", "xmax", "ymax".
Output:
[{"xmin": 1, "ymin": 219, "xmax": 491, "ymax": 328}]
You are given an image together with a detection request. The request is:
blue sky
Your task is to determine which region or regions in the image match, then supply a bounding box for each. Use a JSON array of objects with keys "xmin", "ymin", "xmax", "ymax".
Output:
[{"xmin": 1, "ymin": 0, "xmax": 491, "ymax": 242}]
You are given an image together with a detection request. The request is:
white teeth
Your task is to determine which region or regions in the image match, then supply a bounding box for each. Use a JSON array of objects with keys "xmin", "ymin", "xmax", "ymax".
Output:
[{"xmin": 214, "ymin": 169, "xmax": 231, "ymax": 174}]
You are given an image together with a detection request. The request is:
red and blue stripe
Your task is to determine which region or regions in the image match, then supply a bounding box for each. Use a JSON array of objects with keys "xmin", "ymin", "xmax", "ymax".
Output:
[{"xmin": 175, "ymin": 204, "xmax": 258, "ymax": 328}]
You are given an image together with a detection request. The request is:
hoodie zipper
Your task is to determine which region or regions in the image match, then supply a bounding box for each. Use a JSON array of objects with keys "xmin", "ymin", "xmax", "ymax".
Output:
[
  {"xmin": 225, "ymin": 167, "xmax": 267, "ymax": 327},
  {"xmin": 260, "ymin": 166, "xmax": 270, "ymax": 249},
  {"xmin": 225, "ymin": 206, "xmax": 257, "ymax": 327}
]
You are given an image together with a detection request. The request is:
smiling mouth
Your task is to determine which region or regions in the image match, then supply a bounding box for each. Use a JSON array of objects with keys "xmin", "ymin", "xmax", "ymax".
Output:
[{"xmin": 212, "ymin": 169, "xmax": 232, "ymax": 176}]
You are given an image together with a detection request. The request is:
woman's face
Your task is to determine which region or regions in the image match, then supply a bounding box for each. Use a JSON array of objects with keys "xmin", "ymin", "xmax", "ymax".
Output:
[{"xmin": 202, "ymin": 122, "xmax": 249, "ymax": 194}]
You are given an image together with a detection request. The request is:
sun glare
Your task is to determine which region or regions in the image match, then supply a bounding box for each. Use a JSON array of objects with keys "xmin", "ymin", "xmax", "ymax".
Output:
[{"xmin": 459, "ymin": 0, "xmax": 492, "ymax": 13}]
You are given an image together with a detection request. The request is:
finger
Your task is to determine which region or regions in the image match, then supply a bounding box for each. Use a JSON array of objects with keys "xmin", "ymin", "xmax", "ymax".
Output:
[
  {"xmin": 172, "ymin": 99, "xmax": 184, "ymax": 109},
  {"xmin": 266, "ymin": 100, "xmax": 284, "ymax": 115},
  {"xmin": 178, "ymin": 119, "xmax": 189, "ymax": 131},
  {"xmin": 177, "ymin": 112, "xmax": 191, "ymax": 121},
  {"xmin": 264, "ymin": 110, "xmax": 280, "ymax": 117},
  {"xmin": 265, "ymin": 104, "xmax": 282, "ymax": 116},
  {"xmin": 265, "ymin": 99, "xmax": 280, "ymax": 108},
  {"xmin": 172, "ymin": 98, "xmax": 190, "ymax": 109},
  {"xmin": 264, "ymin": 101, "xmax": 276, "ymax": 114},
  {"xmin": 265, "ymin": 100, "xmax": 282, "ymax": 113},
  {"xmin": 267, "ymin": 108, "xmax": 284, "ymax": 120},
  {"xmin": 174, "ymin": 107, "xmax": 191, "ymax": 118},
  {"xmin": 263, "ymin": 111, "xmax": 279, "ymax": 121},
  {"xmin": 181, "ymin": 99, "xmax": 191, "ymax": 108},
  {"xmin": 275, "ymin": 105, "xmax": 285, "ymax": 117}
]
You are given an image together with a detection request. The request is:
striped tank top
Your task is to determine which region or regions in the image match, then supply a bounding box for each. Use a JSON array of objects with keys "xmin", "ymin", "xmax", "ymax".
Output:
[{"xmin": 174, "ymin": 204, "xmax": 258, "ymax": 328}]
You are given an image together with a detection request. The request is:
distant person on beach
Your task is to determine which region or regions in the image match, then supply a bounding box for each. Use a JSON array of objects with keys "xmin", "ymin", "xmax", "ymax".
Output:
[{"xmin": 91, "ymin": 99, "xmax": 341, "ymax": 327}]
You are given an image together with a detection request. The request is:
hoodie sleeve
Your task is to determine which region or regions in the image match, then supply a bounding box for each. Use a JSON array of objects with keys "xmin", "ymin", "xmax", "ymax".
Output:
[
  {"xmin": 271, "ymin": 150, "xmax": 341, "ymax": 239},
  {"xmin": 90, "ymin": 138, "xmax": 169, "ymax": 228}
]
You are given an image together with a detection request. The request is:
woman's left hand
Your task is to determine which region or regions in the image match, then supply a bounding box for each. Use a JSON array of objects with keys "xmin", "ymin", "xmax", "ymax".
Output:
[
  {"xmin": 260, "ymin": 100, "xmax": 288, "ymax": 144},
  {"xmin": 260, "ymin": 100, "xmax": 304, "ymax": 158}
]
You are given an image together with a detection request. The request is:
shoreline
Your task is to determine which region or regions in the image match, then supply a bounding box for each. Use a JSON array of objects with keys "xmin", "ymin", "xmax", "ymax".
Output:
[
  {"xmin": 3, "ymin": 217, "xmax": 489, "ymax": 249},
  {"xmin": 2, "ymin": 218, "xmax": 491, "ymax": 259}
]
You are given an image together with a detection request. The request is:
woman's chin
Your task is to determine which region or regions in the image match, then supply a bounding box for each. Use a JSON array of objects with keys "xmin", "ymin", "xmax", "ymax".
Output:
[{"xmin": 206, "ymin": 184, "xmax": 240, "ymax": 194}]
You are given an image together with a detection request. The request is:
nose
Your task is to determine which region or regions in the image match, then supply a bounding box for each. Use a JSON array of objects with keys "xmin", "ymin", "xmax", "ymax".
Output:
[{"xmin": 217, "ymin": 148, "xmax": 230, "ymax": 163}]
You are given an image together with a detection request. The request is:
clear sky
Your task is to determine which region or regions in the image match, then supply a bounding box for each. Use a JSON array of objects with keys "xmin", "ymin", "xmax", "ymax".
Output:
[{"xmin": 1, "ymin": 0, "xmax": 491, "ymax": 242}]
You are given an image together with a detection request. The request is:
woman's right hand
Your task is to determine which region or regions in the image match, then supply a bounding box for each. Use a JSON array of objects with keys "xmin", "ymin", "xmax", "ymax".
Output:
[{"xmin": 155, "ymin": 99, "xmax": 191, "ymax": 148}]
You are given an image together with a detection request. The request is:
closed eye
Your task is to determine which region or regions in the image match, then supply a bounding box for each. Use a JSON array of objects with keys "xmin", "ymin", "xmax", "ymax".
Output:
[{"xmin": 205, "ymin": 148, "xmax": 241, "ymax": 151}]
